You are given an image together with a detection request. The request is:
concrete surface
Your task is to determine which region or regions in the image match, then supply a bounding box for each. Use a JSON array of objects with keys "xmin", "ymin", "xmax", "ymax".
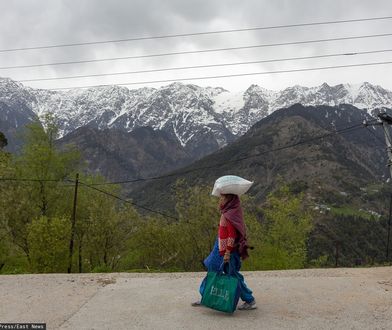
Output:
[{"xmin": 1, "ymin": 267, "xmax": 392, "ymax": 329}]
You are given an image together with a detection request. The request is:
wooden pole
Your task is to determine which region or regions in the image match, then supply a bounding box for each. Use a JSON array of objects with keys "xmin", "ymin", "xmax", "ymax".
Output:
[
  {"xmin": 387, "ymin": 193, "xmax": 392, "ymax": 261},
  {"xmin": 68, "ymin": 173, "xmax": 79, "ymax": 273}
]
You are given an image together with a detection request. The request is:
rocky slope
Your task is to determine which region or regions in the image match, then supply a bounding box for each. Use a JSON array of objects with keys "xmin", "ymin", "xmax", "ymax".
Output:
[{"xmin": 56, "ymin": 126, "xmax": 195, "ymax": 181}]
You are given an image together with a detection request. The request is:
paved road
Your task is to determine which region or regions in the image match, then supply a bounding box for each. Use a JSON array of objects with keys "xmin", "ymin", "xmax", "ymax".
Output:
[{"xmin": 1, "ymin": 267, "xmax": 392, "ymax": 329}]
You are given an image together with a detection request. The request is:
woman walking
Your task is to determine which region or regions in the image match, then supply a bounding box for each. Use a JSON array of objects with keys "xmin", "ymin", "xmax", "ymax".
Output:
[{"xmin": 192, "ymin": 192, "xmax": 257, "ymax": 310}]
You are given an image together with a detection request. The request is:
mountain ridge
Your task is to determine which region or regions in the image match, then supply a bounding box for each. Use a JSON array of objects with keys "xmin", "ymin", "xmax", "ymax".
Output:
[{"xmin": 1, "ymin": 77, "xmax": 392, "ymax": 156}]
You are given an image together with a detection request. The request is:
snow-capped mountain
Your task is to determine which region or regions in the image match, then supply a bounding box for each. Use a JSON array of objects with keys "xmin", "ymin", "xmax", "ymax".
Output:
[
  {"xmin": 1, "ymin": 77, "xmax": 392, "ymax": 155},
  {"xmin": 224, "ymin": 82, "xmax": 392, "ymax": 135}
]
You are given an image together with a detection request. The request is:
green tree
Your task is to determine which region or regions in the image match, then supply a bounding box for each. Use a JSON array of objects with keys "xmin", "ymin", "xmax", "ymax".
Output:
[
  {"xmin": 0, "ymin": 115, "xmax": 142, "ymax": 274},
  {"xmin": 256, "ymin": 185, "xmax": 313, "ymax": 270},
  {"xmin": 76, "ymin": 179, "xmax": 138, "ymax": 272},
  {"xmin": 0, "ymin": 135, "xmax": 27, "ymax": 269},
  {"xmin": 14, "ymin": 114, "xmax": 80, "ymax": 216},
  {"xmin": 27, "ymin": 216, "xmax": 71, "ymax": 273},
  {"xmin": 174, "ymin": 180, "xmax": 220, "ymax": 270},
  {"xmin": 120, "ymin": 181, "xmax": 221, "ymax": 272},
  {"xmin": 2, "ymin": 115, "xmax": 80, "ymax": 262},
  {"xmin": 122, "ymin": 215, "xmax": 178, "ymax": 271},
  {"xmin": 122, "ymin": 181, "xmax": 264, "ymax": 272}
]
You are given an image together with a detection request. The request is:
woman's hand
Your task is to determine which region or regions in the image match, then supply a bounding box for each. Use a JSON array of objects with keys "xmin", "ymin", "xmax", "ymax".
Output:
[{"xmin": 224, "ymin": 251, "xmax": 230, "ymax": 263}]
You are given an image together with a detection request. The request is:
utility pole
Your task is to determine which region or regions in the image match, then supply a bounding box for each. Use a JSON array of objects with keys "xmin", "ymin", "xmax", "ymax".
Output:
[
  {"xmin": 376, "ymin": 113, "xmax": 392, "ymax": 262},
  {"xmin": 335, "ymin": 241, "xmax": 339, "ymax": 268},
  {"xmin": 68, "ymin": 173, "xmax": 79, "ymax": 273},
  {"xmin": 378, "ymin": 113, "xmax": 392, "ymax": 178},
  {"xmin": 387, "ymin": 193, "xmax": 392, "ymax": 261}
]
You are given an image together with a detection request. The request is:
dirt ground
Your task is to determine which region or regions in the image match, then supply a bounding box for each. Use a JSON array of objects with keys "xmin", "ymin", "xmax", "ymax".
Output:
[{"xmin": 1, "ymin": 267, "xmax": 392, "ymax": 329}]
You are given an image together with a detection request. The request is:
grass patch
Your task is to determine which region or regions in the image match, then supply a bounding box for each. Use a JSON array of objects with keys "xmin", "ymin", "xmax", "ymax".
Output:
[{"xmin": 329, "ymin": 205, "xmax": 378, "ymax": 220}]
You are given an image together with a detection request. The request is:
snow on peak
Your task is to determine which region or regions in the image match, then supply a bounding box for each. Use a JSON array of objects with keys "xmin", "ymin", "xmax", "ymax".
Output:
[
  {"xmin": 343, "ymin": 83, "xmax": 362, "ymax": 101},
  {"xmin": 212, "ymin": 90, "xmax": 245, "ymax": 114},
  {"xmin": 1, "ymin": 77, "xmax": 392, "ymax": 148}
]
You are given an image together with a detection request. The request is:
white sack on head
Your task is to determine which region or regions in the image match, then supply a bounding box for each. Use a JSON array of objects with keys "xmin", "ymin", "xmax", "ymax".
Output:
[{"xmin": 211, "ymin": 175, "xmax": 253, "ymax": 197}]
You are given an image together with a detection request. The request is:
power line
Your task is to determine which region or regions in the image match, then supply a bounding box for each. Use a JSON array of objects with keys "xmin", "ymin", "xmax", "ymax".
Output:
[
  {"xmin": 0, "ymin": 177, "xmax": 74, "ymax": 185},
  {"xmin": 17, "ymin": 49, "xmax": 392, "ymax": 83},
  {"xmin": 1, "ymin": 16, "xmax": 391, "ymax": 53},
  {"xmin": 89, "ymin": 122, "xmax": 367, "ymax": 186},
  {"xmin": 0, "ymin": 122, "xmax": 369, "ymax": 188},
  {"xmin": 77, "ymin": 180, "xmax": 179, "ymax": 220},
  {"xmin": 48, "ymin": 61, "xmax": 392, "ymax": 90},
  {"xmin": 2, "ymin": 32, "xmax": 392, "ymax": 71},
  {"xmin": 0, "ymin": 122, "xmax": 372, "ymax": 220},
  {"xmin": 0, "ymin": 176, "xmax": 178, "ymax": 219},
  {"xmin": 0, "ymin": 177, "xmax": 178, "ymax": 219}
]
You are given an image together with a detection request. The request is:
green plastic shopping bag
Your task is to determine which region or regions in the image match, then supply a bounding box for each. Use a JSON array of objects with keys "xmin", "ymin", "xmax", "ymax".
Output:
[{"xmin": 201, "ymin": 262, "xmax": 241, "ymax": 313}]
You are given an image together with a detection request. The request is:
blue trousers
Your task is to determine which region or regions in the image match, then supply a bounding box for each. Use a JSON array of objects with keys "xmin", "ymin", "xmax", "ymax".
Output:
[{"xmin": 199, "ymin": 239, "xmax": 254, "ymax": 303}]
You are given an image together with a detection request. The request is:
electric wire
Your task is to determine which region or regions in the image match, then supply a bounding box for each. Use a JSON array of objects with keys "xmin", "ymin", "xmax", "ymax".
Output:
[
  {"xmin": 0, "ymin": 177, "xmax": 74, "ymax": 184},
  {"xmin": 48, "ymin": 61, "xmax": 392, "ymax": 90},
  {"xmin": 89, "ymin": 122, "xmax": 367, "ymax": 186},
  {"xmin": 76, "ymin": 180, "xmax": 179, "ymax": 220},
  {"xmin": 0, "ymin": 121, "xmax": 379, "ymax": 187},
  {"xmin": 0, "ymin": 122, "xmax": 378, "ymax": 220},
  {"xmin": 17, "ymin": 49, "xmax": 392, "ymax": 83},
  {"xmin": 1, "ymin": 32, "xmax": 392, "ymax": 71},
  {"xmin": 1, "ymin": 15, "xmax": 391, "ymax": 53},
  {"xmin": 0, "ymin": 122, "xmax": 369, "ymax": 187}
]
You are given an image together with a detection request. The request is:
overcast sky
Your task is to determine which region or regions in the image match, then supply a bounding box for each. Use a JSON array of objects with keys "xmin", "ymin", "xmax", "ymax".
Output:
[{"xmin": 1, "ymin": 0, "xmax": 392, "ymax": 92}]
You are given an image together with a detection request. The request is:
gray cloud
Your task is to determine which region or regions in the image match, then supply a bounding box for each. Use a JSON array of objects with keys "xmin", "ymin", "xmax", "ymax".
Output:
[{"xmin": 0, "ymin": 0, "xmax": 391, "ymax": 91}]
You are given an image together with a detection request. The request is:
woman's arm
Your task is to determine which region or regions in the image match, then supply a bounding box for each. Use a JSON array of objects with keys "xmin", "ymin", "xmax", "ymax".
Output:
[
  {"xmin": 224, "ymin": 220, "xmax": 237, "ymax": 262},
  {"xmin": 219, "ymin": 215, "xmax": 238, "ymax": 260},
  {"xmin": 226, "ymin": 221, "xmax": 237, "ymax": 252}
]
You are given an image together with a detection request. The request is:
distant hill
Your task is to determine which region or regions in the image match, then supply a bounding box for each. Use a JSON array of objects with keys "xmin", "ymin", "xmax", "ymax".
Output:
[
  {"xmin": 129, "ymin": 103, "xmax": 388, "ymax": 213},
  {"xmin": 56, "ymin": 126, "xmax": 195, "ymax": 181}
]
